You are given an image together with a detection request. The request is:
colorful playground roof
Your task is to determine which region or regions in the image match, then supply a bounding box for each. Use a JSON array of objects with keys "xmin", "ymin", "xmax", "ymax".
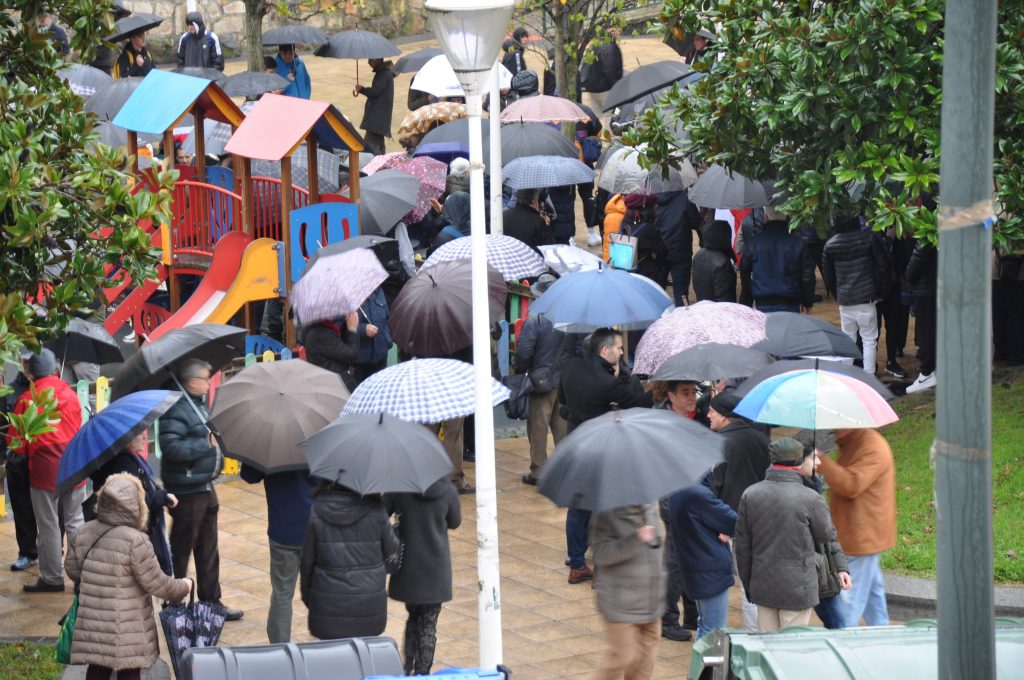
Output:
[
  {"xmin": 112, "ymin": 70, "xmax": 244, "ymax": 135},
  {"xmin": 224, "ymin": 94, "xmax": 365, "ymax": 161}
]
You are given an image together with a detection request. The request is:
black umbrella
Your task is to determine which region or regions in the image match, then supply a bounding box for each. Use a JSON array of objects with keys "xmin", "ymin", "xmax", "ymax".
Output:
[
  {"xmin": 58, "ymin": 64, "xmax": 112, "ymax": 98},
  {"xmin": 500, "ymin": 122, "xmax": 579, "ymax": 163},
  {"xmin": 222, "ymin": 71, "xmax": 290, "ymax": 97},
  {"xmin": 650, "ymin": 343, "xmax": 773, "ymax": 382},
  {"xmin": 84, "ymin": 77, "xmax": 144, "ymax": 121},
  {"xmin": 341, "ymin": 169, "xmax": 419, "ymax": 234},
  {"xmin": 689, "ymin": 164, "xmax": 770, "ymax": 210},
  {"xmin": 111, "ymin": 324, "xmax": 246, "ymax": 399},
  {"xmin": 300, "ymin": 412, "xmax": 453, "ymax": 494},
  {"xmin": 262, "ymin": 25, "xmax": 328, "ymax": 46},
  {"xmin": 389, "ymin": 259, "xmax": 507, "ymax": 357},
  {"xmin": 314, "ymin": 30, "xmax": 400, "ymax": 59},
  {"xmin": 602, "ymin": 61, "xmax": 693, "ymax": 112},
  {"xmin": 106, "ymin": 13, "xmax": 164, "ymax": 43},
  {"xmin": 538, "ymin": 408, "xmax": 726, "ymax": 512},
  {"xmin": 174, "ymin": 67, "xmax": 228, "ymax": 86},
  {"xmin": 393, "ymin": 47, "xmax": 443, "ymax": 74},
  {"xmin": 46, "ymin": 319, "xmax": 124, "ymax": 365},
  {"xmin": 304, "ymin": 235, "xmax": 398, "ymax": 275},
  {"xmin": 753, "ymin": 312, "xmax": 862, "ymax": 360}
]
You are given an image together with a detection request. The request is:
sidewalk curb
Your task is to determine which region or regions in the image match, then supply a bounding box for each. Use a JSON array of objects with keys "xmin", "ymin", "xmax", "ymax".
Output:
[{"xmin": 885, "ymin": 571, "xmax": 1024, "ymax": 618}]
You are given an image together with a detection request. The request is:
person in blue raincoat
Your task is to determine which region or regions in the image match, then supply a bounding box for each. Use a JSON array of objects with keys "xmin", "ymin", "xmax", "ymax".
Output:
[{"xmin": 275, "ymin": 44, "xmax": 311, "ymax": 99}]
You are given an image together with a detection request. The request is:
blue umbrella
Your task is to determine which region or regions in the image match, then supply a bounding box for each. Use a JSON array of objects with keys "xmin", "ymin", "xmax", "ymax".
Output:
[
  {"xmin": 503, "ymin": 155, "xmax": 595, "ymax": 191},
  {"xmin": 530, "ymin": 268, "xmax": 673, "ymax": 331},
  {"xmin": 57, "ymin": 390, "xmax": 181, "ymax": 494}
]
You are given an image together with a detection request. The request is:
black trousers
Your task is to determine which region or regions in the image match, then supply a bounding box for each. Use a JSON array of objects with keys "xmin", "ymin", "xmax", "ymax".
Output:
[
  {"xmin": 913, "ymin": 295, "xmax": 937, "ymax": 376},
  {"xmin": 5, "ymin": 454, "xmax": 37, "ymax": 559},
  {"xmin": 994, "ymin": 280, "xmax": 1024, "ymax": 363},
  {"xmin": 877, "ymin": 292, "xmax": 909, "ymax": 359},
  {"xmin": 662, "ymin": 526, "xmax": 698, "ymax": 629},
  {"xmin": 168, "ymin": 489, "xmax": 221, "ymax": 603},
  {"xmin": 403, "ymin": 603, "xmax": 442, "ymax": 675},
  {"xmin": 364, "ymin": 131, "xmax": 386, "ymax": 156},
  {"xmin": 577, "ymin": 182, "xmax": 596, "ymax": 229}
]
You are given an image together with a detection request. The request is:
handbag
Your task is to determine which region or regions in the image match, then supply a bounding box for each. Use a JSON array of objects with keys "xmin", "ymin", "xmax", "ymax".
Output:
[
  {"xmin": 815, "ymin": 541, "xmax": 843, "ymax": 600},
  {"xmin": 500, "ymin": 373, "xmax": 533, "ymax": 420},
  {"xmin": 56, "ymin": 525, "xmax": 117, "ymax": 664},
  {"xmin": 608, "ymin": 231, "xmax": 640, "ymax": 271}
]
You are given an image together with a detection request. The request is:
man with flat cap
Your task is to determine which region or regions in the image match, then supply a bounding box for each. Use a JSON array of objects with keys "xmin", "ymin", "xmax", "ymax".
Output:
[{"xmin": 734, "ymin": 437, "xmax": 836, "ymax": 631}]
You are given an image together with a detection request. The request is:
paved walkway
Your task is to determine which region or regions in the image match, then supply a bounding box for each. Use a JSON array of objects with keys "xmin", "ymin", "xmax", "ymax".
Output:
[{"xmin": 0, "ymin": 436, "xmax": 751, "ymax": 679}]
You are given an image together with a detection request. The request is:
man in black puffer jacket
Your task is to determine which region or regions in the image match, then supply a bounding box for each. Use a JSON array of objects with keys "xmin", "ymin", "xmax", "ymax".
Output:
[
  {"xmin": 159, "ymin": 359, "xmax": 242, "ymax": 621},
  {"xmin": 822, "ymin": 215, "xmax": 891, "ymax": 375}
]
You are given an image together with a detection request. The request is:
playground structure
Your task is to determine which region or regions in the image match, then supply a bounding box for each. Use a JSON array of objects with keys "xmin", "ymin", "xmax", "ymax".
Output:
[{"xmin": 101, "ymin": 71, "xmax": 366, "ymax": 346}]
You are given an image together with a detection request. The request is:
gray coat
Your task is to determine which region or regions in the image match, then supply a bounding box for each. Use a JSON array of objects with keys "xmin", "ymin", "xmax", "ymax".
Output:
[
  {"xmin": 590, "ymin": 503, "xmax": 666, "ymax": 624},
  {"xmin": 383, "ymin": 477, "xmax": 462, "ymax": 604},
  {"xmin": 734, "ymin": 468, "xmax": 834, "ymax": 611}
]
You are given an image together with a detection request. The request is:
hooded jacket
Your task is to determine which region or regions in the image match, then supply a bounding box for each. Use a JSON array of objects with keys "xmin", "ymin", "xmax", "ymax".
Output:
[
  {"xmin": 590, "ymin": 503, "xmax": 666, "ymax": 623},
  {"xmin": 275, "ymin": 52, "xmax": 312, "ymax": 99},
  {"xmin": 357, "ymin": 61, "xmax": 396, "ymax": 137},
  {"xmin": 383, "ymin": 477, "xmax": 462, "ymax": 604},
  {"xmin": 692, "ymin": 221, "xmax": 738, "ymax": 302},
  {"xmin": 822, "ymin": 228, "xmax": 891, "ymax": 305},
  {"xmin": 157, "ymin": 392, "xmax": 221, "ymax": 496},
  {"xmin": 66, "ymin": 474, "xmax": 190, "ymax": 670},
  {"xmin": 602, "ymin": 194, "xmax": 627, "ymax": 261},
  {"xmin": 176, "ymin": 12, "xmax": 224, "ymax": 71},
  {"xmin": 300, "ymin": 488, "xmax": 401, "ymax": 640},
  {"xmin": 9, "ymin": 375, "xmax": 82, "ymax": 491}
]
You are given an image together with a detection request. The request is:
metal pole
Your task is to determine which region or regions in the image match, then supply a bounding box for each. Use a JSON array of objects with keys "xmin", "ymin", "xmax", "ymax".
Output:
[
  {"xmin": 489, "ymin": 62, "xmax": 504, "ymax": 236},
  {"xmin": 467, "ymin": 91, "xmax": 504, "ymax": 669},
  {"xmin": 936, "ymin": 1, "xmax": 997, "ymax": 678}
]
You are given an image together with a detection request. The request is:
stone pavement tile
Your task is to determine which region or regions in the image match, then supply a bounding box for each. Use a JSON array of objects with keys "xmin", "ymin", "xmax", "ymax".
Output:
[
  {"xmin": 498, "ymin": 606, "xmax": 552, "ymax": 632},
  {"xmin": 515, "ymin": 620, "xmax": 596, "ymax": 644}
]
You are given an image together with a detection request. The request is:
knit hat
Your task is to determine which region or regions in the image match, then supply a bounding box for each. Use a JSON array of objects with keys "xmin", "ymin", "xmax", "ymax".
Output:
[
  {"xmin": 709, "ymin": 390, "xmax": 741, "ymax": 419},
  {"xmin": 623, "ymin": 192, "xmax": 655, "ymax": 209},
  {"xmin": 769, "ymin": 437, "xmax": 808, "ymax": 466},
  {"xmin": 27, "ymin": 348, "xmax": 57, "ymax": 378}
]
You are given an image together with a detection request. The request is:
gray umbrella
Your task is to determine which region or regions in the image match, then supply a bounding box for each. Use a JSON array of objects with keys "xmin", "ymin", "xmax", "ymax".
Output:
[
  {"xmin": 59, "ymin": 63, "xmax": 112, "ymax": 98},
  {"xmin": 341, "ymin": 169, "xmax": 419, "ymax": 234},
  {"xmin": 538, "ymin": 408, "xmax": 726, "ymax": 512},
  {"xmin": 649, "ymin": 343, "xmax": 773, "ymax": 381},
  {"xmin": 262, "ymin": 25, "xmax": 328, "ymax": 46},
  {"xmin": 174, "ymin": 67, "xmax": 228, "ymax": 86},
  {"xmin": 314, "ymin": 30, "xmax": 400, "ymax": 59},
  {"xmin": 223, "ymin": 71, "xmax": 290, "ymax": 98},
  {"xmin": 85, "ymin": 77, "xmax": 144, "ymax": 121},
  {"xmin": 393, "ymin": 47, "xmax": 444, "ymax": 74},
  {"xmin": 46, "ymin": 319, "xmax": 124, "ymax": 365},
  {"xmin": 93, "ymin": 121, "xmax": 161, "ymax": 148},
  {"xmin": 304, "ymin": 235, "xmax": 398, "ymax": 275},
  {"xmin": 753, "ymin": 312, "xmax": 862, "ymax": 359},
  {"xmin": 501, "ymin": 122, "xmax": 579, "ymax": 162},
  {"xmin": 689, "ymin": 164, "xmax": 770, "ymax": 209},
  {"xmin": 300, "ymin": 412, "xmax": 453, "ymax": 494},
  {"xmin": 602, "ymin": 60, "xmax": 692, "ymax": 112},
  {"xmin": 597, "ymin": 145, "xmax": 697, "ymax": 194},
  {"xmin": 111, "ymin": 324, "xmax": 246, "ymax": 399},
  {"xmin": 210, "ymin": 361, "xmax": 350, "ymax": 473},
  {"xmin": 106, "ymin": 13, "xmax": 164, "ymax": 43}
]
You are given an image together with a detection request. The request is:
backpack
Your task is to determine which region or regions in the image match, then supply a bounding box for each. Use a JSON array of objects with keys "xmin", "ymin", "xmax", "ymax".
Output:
[{"xmin": 579, "ymin": 136, "xmax": 602, "ymax": 165}]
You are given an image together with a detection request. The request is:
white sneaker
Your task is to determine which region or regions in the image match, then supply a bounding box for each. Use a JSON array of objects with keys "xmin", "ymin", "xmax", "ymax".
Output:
[
  {"xmin": 586, "ymin": 226, "xmax": 602, "ymax": 247},
  {"xmin": 123, "ymin": 330, "xmax": 136, "ymax": 343},
  {"xmin": 905, "ymin": 372, "xmax": 936, "ymax": 394}
]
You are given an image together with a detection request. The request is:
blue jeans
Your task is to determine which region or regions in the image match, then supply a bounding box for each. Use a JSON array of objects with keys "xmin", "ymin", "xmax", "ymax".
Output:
[
  {"xmin": 841, "ymin": 553, "xmax": 889, "ymax": 626},
  {"xmin": 695, "ymin": 588, "xmax": 731, "ymax": 639},
  {"xmin": 755, "ymin": 303, "xmax": 800, "ymax": 314},
  {"xmin": 566, "ymin": 508, "xmax": 591, "ymax": 569},
  {"xmin": 814, "ymin": 594, "xmax": 847, "ymax": 629}
]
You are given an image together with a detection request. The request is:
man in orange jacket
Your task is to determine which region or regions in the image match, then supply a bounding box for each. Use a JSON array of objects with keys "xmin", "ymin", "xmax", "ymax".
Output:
[
  {"xmin": 816, "ymin": 428, "xmax": 896, "ymax": 627},
  {"xmin": 9, "ymin": 349, "xmax": 86, "ymax": 592}
]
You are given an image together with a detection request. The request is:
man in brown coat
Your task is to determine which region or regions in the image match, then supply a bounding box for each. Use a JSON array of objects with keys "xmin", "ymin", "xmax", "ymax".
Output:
[{"xmin": 816, "ymin": 428, "xmax": 896, "ymax": 627}]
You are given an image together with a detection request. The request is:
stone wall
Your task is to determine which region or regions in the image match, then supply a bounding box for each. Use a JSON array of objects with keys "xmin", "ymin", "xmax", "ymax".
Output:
[{"xmin": 128, "ymin": 0, "xmax": 426, "ymax": 58}]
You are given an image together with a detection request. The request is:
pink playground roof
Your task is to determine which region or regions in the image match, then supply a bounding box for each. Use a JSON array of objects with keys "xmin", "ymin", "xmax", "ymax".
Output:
[{"xmin": 224, "ymin": 94, "xmax": 365, "ymax": 161}]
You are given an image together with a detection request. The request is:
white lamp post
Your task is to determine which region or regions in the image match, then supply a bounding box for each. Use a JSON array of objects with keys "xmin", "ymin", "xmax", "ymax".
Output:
[
  {"xmin": 424, "ymin": 0, "xmax": 514, "ymax": 669},
  {"xmin": 489, "ymin": 63, "xmax": 504, "ymax": 236}
]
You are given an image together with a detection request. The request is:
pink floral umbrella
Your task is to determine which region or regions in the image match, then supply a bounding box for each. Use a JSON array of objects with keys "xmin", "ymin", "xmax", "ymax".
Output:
[
  {"xmin": 500, "ymin": 95, "xmax": 589, "ymax": 124},
  {"xmin": 633, "ymin": 301, "xmax": 768, "ymax": 376},
  {"xmin": 291, "ymin": 248, "xmax": 388, "ymax": 325}
]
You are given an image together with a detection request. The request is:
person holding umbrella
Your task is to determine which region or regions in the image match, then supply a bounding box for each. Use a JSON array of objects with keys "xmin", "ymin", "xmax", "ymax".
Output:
[
  {"xmin": 354, "ymin": 58, "xmax": 396, "ymax": 155},
  {"xmin": 274, "ymin": 44, "xmax": 311, "ymax": 99},
  {"xmin": 113, "ymin": 30, "xmax": 154, "ymax": 79}
]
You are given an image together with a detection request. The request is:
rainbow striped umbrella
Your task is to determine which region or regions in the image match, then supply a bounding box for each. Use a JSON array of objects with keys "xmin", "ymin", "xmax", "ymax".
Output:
[{"xmin": 733, "ymin": 359, "xmax": 897, "ymax": 430}]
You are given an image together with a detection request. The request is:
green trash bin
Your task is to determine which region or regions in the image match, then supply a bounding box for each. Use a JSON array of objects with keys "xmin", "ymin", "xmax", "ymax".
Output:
[{"xmin": 689, "ymin": 618, "xmax": 1024, "ymax": 680}]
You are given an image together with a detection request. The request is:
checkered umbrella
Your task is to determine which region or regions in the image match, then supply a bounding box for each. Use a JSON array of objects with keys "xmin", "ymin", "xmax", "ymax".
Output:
[
  {"xmin": 500, "ymin": 95, "xmax": 589, "ymax": 124},
  {"xmin": 597, "ymin": 145, "xmax": 698, "ymax": 194},
  {"xmin": 183, "ymin": 100, "xmax": 255, "ymax": 157},
  {"xmin": 632, "ymin": 301, "xmax": 769, "ymax": 376},
  {"xmin": 341, "ymin": 358, "xmax": 510, "ymax": 424},
  {"xmin": 59, "ymin": 64, "xmax": 112, "ymax": 98},
  {"xmin": 253, "ymin": 144, "xmax": 344, "ymax": 193},
  {"xmin": 421, "ymin": 234, "xmax": 547, "ymax": 281},
  {"xmin": 502, "ymin": 155, "xmax": 595, "ymax": 191}
]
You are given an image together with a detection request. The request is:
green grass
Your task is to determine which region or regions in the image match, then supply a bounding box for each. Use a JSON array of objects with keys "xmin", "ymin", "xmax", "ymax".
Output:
[
  {"xmin": 0, "ymin": 642, "xmax": 64, "ymax": 680},
  {"xmin": 880, "ymin": 366, "xmax": 1024, "ymax": 583}
]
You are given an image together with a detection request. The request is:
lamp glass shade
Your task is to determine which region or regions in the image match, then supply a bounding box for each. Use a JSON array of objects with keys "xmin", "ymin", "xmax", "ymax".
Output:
[{"xmin": 425, "ymin": 0, "xmax": 515, "ymax": 94}]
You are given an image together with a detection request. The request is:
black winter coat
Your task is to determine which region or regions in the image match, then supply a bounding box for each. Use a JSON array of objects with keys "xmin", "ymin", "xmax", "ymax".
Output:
[
  {"xmin": 654, "ymin": 191, "xmax": 701, "ymax": 264},
  {"xmin": 692, "ymin": 221, "xmax": 737, "ymax": 302},
  {"xmin": 558, "ymin": 352, "xmax": 653, "ymax": 432},
  {"xmin": 905, "ymin": 241, "xmax": 937, "ymax": 297},
  {"xmin": 502, "ymin": 204, "xmax": 552, "ymax": 251},
  {"xmin": 158, "ymin": 393, "xmax": 221, "ymax": 496},
  {"xmin": 358, "ymin": 63, "xmax": 396, "ymax": 137},
  {"xmin": 303, "ymin": 321, "xmax": 360, "ymax": 391},
  {"xmin": 734, "ymin": 468, "xmax": 834, "ymax": 611},
  {"xmin": 176, "ymin": 12, "xmax": 224, "ymax": 71},
  {"xmin": 383, "ymin": 477, "xmax": 461, "ymax": 604},
  {"xmin": 514, "ymin": 314, "xmax": 572, "ymax": 393},
  {"xmin": 623, "ymin": 220, "xmax": 669, "ymax": 287},
  {"xmin": 300, "ymin": 489, "xmax": 401, "ymax": 640},
  {"xmin": 710, "ymin": 421, "xmax": 771, "ymax": 511},
  {"xmin": 822, "ymin": 230, "xmax": 891, "ymax": 305},
  {"xmin": 548, "ymin": 186, "xmax": 576, "ymax": 243}
]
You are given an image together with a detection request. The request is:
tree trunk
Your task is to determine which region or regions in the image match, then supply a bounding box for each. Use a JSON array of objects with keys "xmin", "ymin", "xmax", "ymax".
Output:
[
  {"xmin": 244, "ymin": 0, "xmax": 266, "ymax": 72},
  {"xmin": 551, "ymin": 6, "xmax": 570, "ymax": 102}
]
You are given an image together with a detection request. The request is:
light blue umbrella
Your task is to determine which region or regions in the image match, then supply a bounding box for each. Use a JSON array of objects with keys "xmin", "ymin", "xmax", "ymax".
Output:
[
  {"xmin": 530, "ymin": 267, "xmax": 673, "ymax": 332},
  {"xmin": 503, "ymin": 155, "xmax": 596, "ymax": 191}
]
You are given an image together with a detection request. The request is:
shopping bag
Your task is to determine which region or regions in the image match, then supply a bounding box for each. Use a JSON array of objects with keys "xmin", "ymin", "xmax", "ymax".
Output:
[
  {"xmin": 54, "ymin": 595, "xmax": 79, "ymax": 664},
  {"xmin": 608, "ymin": 231, "xmax": 639, "ymax": 271},
  {"xmin": 160, "ymin": 586, "xmax": 227, "ymax": 679}
]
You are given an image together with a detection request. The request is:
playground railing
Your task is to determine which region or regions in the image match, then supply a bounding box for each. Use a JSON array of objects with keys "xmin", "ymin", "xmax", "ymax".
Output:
[
  {"xmin": 170, "ymin": 181, "xmax": 243, "ymax": 258},
  {"xmin": 251, "ymin": 177, "xmax": 310, "ymax": 242}
]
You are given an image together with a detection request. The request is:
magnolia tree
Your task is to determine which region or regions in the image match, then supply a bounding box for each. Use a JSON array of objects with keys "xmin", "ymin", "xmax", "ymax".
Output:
[
  {"xmin": 629, "ymin": 0, "xmax": 1024, "ymax": 246},
  {"xmin": 1, "ymin": 1, "xmax": 173, "ymax": 439}
]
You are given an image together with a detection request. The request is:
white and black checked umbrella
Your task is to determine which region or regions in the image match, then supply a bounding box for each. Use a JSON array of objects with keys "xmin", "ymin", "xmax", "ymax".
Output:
[
  {"xmin": 421, "ymin": 234, "xmax": 547, "ymax": 282},
  {"xmin": 59, "ymin": 64, "xmax": 112, "ymax": 98},
  {"xmin": 341, "ymin": 358, "xmax": 510, "ymax": 424},
  {"xmin": 503, "ymin": 155, "xmax": 596, "ymax": 191}
]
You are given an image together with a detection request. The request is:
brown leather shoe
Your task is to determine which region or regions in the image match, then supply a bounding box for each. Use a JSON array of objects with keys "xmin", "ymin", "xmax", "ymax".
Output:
[
  {"xmin": 457, "ymin": 484, "xmax": 476, "ymax": 495},
  {"xmin": 568, "ymin": 566, "xmax": 594, "ymax": 584},
  {"xmin": 23, "ymin": 579, "xmax": 64, "ymax": 593}
]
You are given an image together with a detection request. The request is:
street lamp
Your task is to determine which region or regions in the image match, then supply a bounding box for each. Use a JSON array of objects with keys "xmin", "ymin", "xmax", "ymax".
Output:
[{"xmin": 424, "ymin": 0, "xmax": 514, "ymax": 670}]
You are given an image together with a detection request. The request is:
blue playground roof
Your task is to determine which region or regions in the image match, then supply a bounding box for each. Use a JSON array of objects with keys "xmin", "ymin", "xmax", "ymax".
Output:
[{"xmin": 112, "ymin": 69, "xmax": 244, "ymax": 135}]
